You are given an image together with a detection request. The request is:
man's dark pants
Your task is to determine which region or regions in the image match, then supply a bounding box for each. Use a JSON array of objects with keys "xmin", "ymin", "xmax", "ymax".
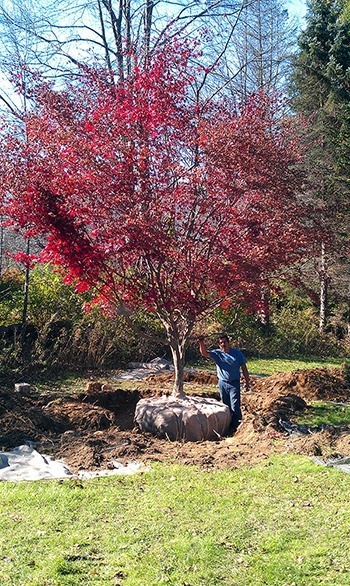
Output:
[{"xmin": 218, "ymin": 379, "xmax": 242, "ymax": 431}]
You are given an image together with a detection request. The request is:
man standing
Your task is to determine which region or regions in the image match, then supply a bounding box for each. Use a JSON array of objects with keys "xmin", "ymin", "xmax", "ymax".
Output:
[{"xmin": 198, "ymin": 333, "xmax": 250, "ymax": 432}]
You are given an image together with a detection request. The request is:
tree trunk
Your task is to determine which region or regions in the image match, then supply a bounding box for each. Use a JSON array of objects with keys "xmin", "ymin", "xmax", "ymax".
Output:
[
  {"xmin": 102, "ymin": 0, "xmax": 124, "ymax": 81},
  {"xmin": 319, "ymin": 276, "xmax": 327, "ymax": 333},
  {"xmin": 319, "ymin": 241, "xmax": 328, "ymax": 334},
  {"xmin": 143, "ymin": 0, "xmax": 154, "ymax": 64},
  {"xmin": 163, "ymin": 317, "xmax": 195, "ymax": 399},
  {"xmin": 0, "ymin": 223, "xmax": 4, "ymax": 276},
  {"xmin": 97, "ymin": 0, "xmax": 113, "ymax": 71},
  {"xmin": 259, "ymin": 286, "xmax": 270, "ymax": 334},
  {"xmin": 169, "ymin": 337, "xmax": 187, "ymax": 398},
  {"xmin": 20, "ymin": 237, "xmax": 30, "ymax": 349}
]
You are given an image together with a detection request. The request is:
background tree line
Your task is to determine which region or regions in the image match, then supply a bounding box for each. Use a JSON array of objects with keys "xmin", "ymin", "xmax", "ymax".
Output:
[{"xmin": 0, "ymin": 0, "xmax": 349, "ymax": 380}]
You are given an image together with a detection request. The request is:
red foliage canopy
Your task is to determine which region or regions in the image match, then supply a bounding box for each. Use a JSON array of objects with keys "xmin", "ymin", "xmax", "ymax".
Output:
[{"xmin": 0, "ymin": 43, "xmax": 306, "ymax": 385}]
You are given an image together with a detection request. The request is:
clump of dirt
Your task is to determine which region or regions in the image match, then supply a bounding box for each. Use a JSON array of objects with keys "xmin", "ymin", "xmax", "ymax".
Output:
[{"xmin": 0, "ymin": 364, "xmax": 349, "ymax": 473}]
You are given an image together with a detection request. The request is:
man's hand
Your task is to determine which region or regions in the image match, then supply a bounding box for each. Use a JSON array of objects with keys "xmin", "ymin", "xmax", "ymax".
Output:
[{"xmin": 198, "ymin": 335, "xmax": 210, "ymax": 358}]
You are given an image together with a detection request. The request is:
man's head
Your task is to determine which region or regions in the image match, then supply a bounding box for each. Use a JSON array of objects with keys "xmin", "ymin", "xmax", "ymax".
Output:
[{"xmin": 218, "ymin": 334, "xmax": 230, "ymax": 352}]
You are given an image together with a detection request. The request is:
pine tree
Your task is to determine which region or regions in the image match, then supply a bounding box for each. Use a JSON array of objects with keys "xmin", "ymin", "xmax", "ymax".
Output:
[
  {"xmin": 290, "ymin": 0, "xmax": 350, "ymax": 335},
  {"xmin": 293, "ymin": 0, "xmax": 350, "ymax": 104}
]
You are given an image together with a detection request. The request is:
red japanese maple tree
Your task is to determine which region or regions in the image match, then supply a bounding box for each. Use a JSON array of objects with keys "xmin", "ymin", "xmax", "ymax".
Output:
[{"xmin": 0, "ymin": 44, "xmax": 306, "ymax": 397}]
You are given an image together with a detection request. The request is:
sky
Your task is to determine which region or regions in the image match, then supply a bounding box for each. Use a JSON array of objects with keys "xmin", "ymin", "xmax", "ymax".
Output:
[
  {"xmin": 0, "ymin": 0, "xmax": 308, "ymax": 116},
  {"xmin": 287, "ymin": 0, "xmax": 308, "ymax": 23}
]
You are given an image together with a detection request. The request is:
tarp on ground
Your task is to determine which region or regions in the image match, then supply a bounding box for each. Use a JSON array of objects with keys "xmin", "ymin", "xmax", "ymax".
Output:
[{"xmin": 0, "ymin": 445, "xmax": 147, "ymax": 482}]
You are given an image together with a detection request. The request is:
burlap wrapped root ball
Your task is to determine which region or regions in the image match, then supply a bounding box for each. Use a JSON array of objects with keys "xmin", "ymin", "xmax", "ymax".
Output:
[{"xmin": 134, "ymin": 395, "xmax": 231, "ymax": 441}]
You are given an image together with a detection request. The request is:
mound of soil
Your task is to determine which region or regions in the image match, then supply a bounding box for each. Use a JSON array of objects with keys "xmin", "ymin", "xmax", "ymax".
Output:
[
  {"xmin": 0, "ymin": 365, "xmax": 349, "ymax": 474},
  {"xmin": 245, "ymin": 365, "xmax": 350, "ymax": 429}
]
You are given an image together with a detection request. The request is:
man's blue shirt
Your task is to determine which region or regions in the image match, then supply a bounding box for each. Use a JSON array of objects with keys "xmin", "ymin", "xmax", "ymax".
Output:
[{"xmin": 209, "ymin": 347, "xmax": 246, "ymax": 382}]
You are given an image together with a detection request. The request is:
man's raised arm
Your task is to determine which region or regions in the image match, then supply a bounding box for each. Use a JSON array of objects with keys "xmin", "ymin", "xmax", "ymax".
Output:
[{"xmin": 198, "ymin": 335, "xmax": 210, "ymax": 358}]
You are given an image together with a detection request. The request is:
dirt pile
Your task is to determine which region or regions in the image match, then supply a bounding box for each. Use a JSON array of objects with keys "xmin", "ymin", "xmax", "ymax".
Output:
[
  {"xmin": 246, "ymin": 365, "xmax": 350, "ymax": 430},
  {"xmin": 250, "ymin": 365, "xmax": 350, "ymax": 404},
  {"xmin": 0, "ymin": 365, "xmax": 349, "ymax": 473}
]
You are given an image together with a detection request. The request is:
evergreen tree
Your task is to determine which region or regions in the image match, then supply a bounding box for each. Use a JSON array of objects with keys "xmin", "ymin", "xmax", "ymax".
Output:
[
  {"xmin": 292, "ymin": 0, "xmax": 350, "ymax": 109},
  {"xmin": 290, "ymin": 0, "xmax": 350, "ymax": 335}
]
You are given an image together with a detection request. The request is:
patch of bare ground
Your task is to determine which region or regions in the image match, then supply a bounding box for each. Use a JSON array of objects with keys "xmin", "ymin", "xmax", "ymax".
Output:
[{"xmin": 0, "ymin": 365, "xmax": 349, "ymax": 473}]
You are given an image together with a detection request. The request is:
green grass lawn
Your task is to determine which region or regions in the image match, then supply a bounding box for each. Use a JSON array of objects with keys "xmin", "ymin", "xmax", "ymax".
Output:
[
  {"xmin": 297, "ymin": 401, "xmax": 350, "ymax": 427},
  {"xmin": 2, "ymin": 358, "xmax": 350, "ymax": 585},
  {"xmin": 31, "ymin": 355, "xmax": 347, "ymax": 397},
  {"xmin": 247, "ymin": 356, "xmax": 345, "ymax": 377},
  {"xmin": 1, "ymin": 456, "xmax": 350, "ymax": 586},
  {"xmin": 190, "ymin": 355, "xmax": 345, "ymax": 379}
]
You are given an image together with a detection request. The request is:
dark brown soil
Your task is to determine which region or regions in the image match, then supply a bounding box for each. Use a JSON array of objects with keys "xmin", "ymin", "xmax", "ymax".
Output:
[{"xmin": 1, "ymin": 365, "xmax": 350, "ymax": 473}]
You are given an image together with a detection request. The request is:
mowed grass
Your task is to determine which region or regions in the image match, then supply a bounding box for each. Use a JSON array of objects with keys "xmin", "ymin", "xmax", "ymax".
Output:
[
  {"xmin": 247, "ymin": 356, "xmax": 345, "ymax": 377},
  {"xmin": 297, "ymin": 401, "xmax": 350, "ymax": 427},
  {"xmin": 33, "ymin": 356, "xmax": 346, "ymax": 396},
  {"xmin": 1, "ymin": 455, "xmax": 350, "ymax": 586}
]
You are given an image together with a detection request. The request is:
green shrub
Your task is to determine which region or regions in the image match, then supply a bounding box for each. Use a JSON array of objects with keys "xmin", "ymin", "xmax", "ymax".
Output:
[
  {"xmin": 196, "ymin": 286, "xmax": 345, "ymax": 360},
  {"xmin": 0, "ymin": 268, "xmax": 24, "ymax": 324},
  {"xmin": 0, "ymin": 263, "xmax": 346, "ymax": 378},
  {"xmin": 0, "ymin": 262, "xmax": 168, "ymax": 375}
]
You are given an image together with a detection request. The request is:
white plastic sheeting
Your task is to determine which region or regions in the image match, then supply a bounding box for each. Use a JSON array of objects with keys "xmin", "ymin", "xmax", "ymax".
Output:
[
  {"xmin": 0, "ymin": 445, "xmax": 147, "ymax": 482},
  {"xmin": 115, "ymin": 357, "xmax": 174, "ymax": 381},
  {"xmin": 0, "ymin": 445, "xmax": 72, "ymax": 481},
  {"xmin": 312, "ymin": 456, "xmax": 350, "ymax": 475}
]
